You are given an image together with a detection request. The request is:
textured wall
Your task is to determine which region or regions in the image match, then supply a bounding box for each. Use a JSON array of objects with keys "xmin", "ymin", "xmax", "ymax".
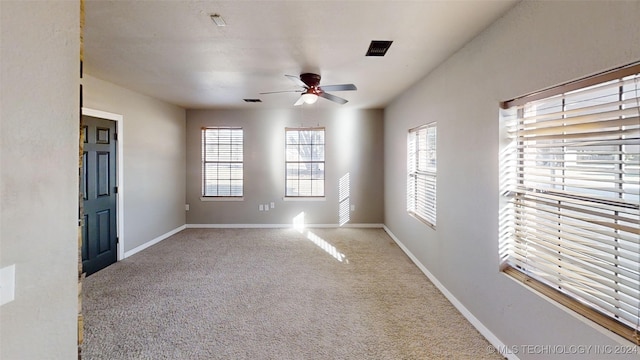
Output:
[
  {"xmin": 0, "ymin": 1, "xmax": 80, "ymax": 358},
  {"xmin": 186, "ymin": 108, "xmax": 384, "ymax": 226},
  {"xmin": 82, "ymin": 75, "xmax": 187, "ymax": 253},
  {"xmin": 384, "ymin": 1, "xmax": 640, "ymax": 358}
]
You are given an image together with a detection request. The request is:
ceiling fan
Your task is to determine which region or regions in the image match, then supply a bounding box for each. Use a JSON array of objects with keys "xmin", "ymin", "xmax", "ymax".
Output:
[{"xmin": 260, "ymin": 73, "xmax": 357, "ymax": 106}]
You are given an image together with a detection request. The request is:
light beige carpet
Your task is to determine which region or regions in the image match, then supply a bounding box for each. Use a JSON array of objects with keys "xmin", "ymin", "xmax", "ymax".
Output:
[{"xmin": 82, "ymin": 228, "xmax": 504, "ymax": 359}]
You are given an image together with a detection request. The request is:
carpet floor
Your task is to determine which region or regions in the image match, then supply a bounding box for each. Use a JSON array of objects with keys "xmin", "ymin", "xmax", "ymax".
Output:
[{"xmin": 82, "ymin": 228, "xmax": 504, "ymax": 359}]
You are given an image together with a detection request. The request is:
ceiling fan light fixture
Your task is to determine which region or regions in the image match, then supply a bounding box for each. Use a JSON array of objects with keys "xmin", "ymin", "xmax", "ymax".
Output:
[{"xmin": 301, "ymin": 92, "xmax": 318, "ymax": 104}]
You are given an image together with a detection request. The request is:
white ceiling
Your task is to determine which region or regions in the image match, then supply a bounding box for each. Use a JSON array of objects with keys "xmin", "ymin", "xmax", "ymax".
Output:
[{"xmin": 84, "ymin": 0, "xmax": 518, "ymax": 110}]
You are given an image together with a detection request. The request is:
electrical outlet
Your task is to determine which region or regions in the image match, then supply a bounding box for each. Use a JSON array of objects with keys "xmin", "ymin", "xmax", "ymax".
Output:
[
  {"xmin": 351, "ymin": 204, "xmax": 355, "ymax": 212},
  {"xmin": 185, "ymin": 204, "xmax": 190, "ymax": 211},
  {"xmin": 259, "ymin": 204, "xmax": 264, "ymax": 211}
]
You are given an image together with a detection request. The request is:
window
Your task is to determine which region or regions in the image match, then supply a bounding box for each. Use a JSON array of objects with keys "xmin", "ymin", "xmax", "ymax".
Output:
[
  {"xmin": 407, "ymin": 123, "xmax": 437, "ymax": 228},
  {"xmin": 286, "ymin": 128, "xmax": 325, "ymax": 197},
  {"xmin": 499, "ymin": 63, "xmax": 640, "ymax": 344},
  {"xmin": 202, "ymin": 127, "xmax": 243, "ymax": 197}
]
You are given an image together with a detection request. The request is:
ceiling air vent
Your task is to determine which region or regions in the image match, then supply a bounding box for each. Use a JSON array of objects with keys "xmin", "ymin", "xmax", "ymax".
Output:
[
  {"xmin": 243, "ymin": 99, "xmax": 262, "ymax": 103},
  {"xmin": 366, "ymin": 40, "xmax": 393, "ymax": 57}
]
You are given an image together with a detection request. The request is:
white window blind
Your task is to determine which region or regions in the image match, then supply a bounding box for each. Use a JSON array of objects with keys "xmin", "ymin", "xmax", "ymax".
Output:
[
  {"xmin": 407, "ymin": 123, "xmax": 436, "ymax": 228},
  {"xmin": 500, "ymin": 64, "xmax": 640, "ymax": 342},
  {"xmin": 285, "ymin": 128, "xmax": 325, "ymax": 197},
  {"xmin": 202, "ymin": 127, "xmax": 243, "ymax": 197}
]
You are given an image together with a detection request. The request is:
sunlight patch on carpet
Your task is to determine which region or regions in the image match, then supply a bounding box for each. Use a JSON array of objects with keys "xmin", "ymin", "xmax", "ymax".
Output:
[{"xmin": 293, "ymin": 211, "xmax": 347, "ymax": 262}]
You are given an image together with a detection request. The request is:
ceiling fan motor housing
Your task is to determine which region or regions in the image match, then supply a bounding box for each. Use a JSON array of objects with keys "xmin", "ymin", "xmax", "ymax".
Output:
[{"xmin": 300, "ymin": 73, "xmax": 321, "ymax": 88}]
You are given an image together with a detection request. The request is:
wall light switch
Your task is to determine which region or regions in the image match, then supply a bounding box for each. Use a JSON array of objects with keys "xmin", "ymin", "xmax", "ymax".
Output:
[
  {"xmin": 259, "ymin": 204, "xmax": 264, "ymax": 211},
  {"xmin": 185, "ymin": 204, "xmax": 190, "ymax": 211},
  {"xmin": 351, "ymin": 204, "xmax": 355, "ymax": 212},
  {"xmin": 264, "ymin": 204, "xmax": 270, "ymax": 212},
  {"xmin": 0, "ymin": 264, "xmax": 16, "ymax": 306},
  {"xmin": 270, "ymin": 202, "xmax": 275, "ymax": 209}
]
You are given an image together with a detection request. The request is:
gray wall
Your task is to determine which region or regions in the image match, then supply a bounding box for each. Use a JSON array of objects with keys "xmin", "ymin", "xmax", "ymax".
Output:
[
  {"xmin": 384, "ymin": 1, "xmax": 640, "ymax": 358},
  {"xmin": 0, "ymin": 1, "xmax": 79, "ymax": 358},
  {"xmin": 83, "ymin": 75, "xmax": 187, "ymax": 252},
  {"xmin": 186, "ymin": 109, "xmax": 383, "ymax": 226}
]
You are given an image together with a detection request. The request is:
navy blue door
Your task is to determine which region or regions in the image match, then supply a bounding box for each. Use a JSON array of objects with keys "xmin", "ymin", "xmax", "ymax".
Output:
[{"xmin": 81, "ymin": 115, "xmax": 117, "ymax": 276}]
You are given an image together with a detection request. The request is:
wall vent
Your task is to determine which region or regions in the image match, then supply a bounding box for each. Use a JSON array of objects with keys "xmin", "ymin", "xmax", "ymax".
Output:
[{"xmin": 366, "ymin": 40, "xmax": 393, "ymax": 56}]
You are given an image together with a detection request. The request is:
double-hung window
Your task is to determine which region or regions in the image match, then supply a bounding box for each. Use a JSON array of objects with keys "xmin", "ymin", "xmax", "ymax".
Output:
[
  {"xmin": 500, "ymin": 63, "xmax": 640, "ymax": 343},
  {"xmin": 202, "ymin": 127, "xmax": 243, "ymax": 197},
  {"xmin": 285, "ymin": 128, "xmax": 325, "ymax": 197},
  {"xmin": 407, "ymin": 123, "xmax": 437, "ymax": 228}
]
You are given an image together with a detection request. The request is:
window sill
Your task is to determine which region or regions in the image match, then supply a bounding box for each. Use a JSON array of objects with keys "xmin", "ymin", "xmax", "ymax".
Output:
[
  {"xmin": 407, "ymin": 211, "xmax": 436, "ymax": 230},
  {"xmin": 502, "ymin": 266, "xmax": 640, "ymax": 346},
  {"xmin": 283, "ymin": 197, "xmax": 326, "ymax": 202},
  {"xmin": 200, "ymin": 197, "xmax": 244, "ymax": 202}
]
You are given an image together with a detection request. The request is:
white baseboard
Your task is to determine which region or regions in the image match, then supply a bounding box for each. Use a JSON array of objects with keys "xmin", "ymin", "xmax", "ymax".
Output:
[
  {"xmin": 382, "ymin": 225, "xmax": 519, "ymax": 360},
  {"xmin": 341, "ymin": 223, "xmax": 384, "ymax": 228},
  {"xmin": 187, "ymin": 223, "xmax": 290, "ymax": 229},
  {"xmin": 186, "ymin": 223, "xmax": 384, "ymax": 229},
  {"xmin": 124, "ymin": 225, "xmax": 186, "ymax": 258}
]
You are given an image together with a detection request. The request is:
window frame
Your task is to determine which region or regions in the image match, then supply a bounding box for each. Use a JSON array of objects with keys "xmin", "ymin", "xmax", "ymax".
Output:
[
  {"xmin": 201, "ymin": 127, "xmax": 244, "ymax": 199},
  {"xmin": 499, "ymin": 62, "xmax": 640, "ymax": 345},
  {"xmin": 285, "ymin": 127, "xmax": 326, "ymax": 198},
  {"xmin": 407, "ymin": 122, "xmax": 437, "ymax": 228}
]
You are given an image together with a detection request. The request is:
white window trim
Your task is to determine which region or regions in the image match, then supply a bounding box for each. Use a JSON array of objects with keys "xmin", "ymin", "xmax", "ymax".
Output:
[
  {"xmin": 407, "ymin": 122, "xmax": 437, "ymax": 228},
  {"xmin": 499, "ymin": 62, "xmax": 640, "ymax": 344},
  {"xmin": 285, "ymin": 127, "xmax": 326, "ymax": 198},
  {"xmin": 202, "ymin": 127, "xmax": 244, "ymax": 198}
]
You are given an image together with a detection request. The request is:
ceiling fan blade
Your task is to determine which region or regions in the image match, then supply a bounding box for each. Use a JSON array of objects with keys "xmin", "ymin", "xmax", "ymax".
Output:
[
  {"xmin": 293, "ymin": 96, "xmax": 305, "ymax": 106},
  {"xmin": 319, "ymin": 92, "xmax": 348, "ymax": 105},
  {"xmin": 285, "ymin": 74, "xmax": 308, "ymax": 88},
  {"xmin": 259, "ymin": 90, "xmax": 304, "ymax": 95},
  {"xmin": 318, "ymin": 84, "xmax": 357, "ymax": 92}
]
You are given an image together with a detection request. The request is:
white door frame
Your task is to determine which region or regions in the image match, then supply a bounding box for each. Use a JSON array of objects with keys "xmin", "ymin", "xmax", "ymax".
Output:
[{"xmin": 82, "ymin": 107, "xmax": 125, "ymax": 261}]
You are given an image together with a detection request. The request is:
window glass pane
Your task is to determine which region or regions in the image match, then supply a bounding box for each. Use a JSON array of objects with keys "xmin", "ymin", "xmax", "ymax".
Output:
[
  {"xmin": 217, "ymin": 163, "xmax": 231, "ymax": 179},
  {"xmin": 286, "ymin": 144, "xmax": 299, "ymax": 161},
  {"xmin": 205, "ymin": 144, "xmax": 219, "ymax": 162},
  {"xmin": 230, "ymin": 164, "xmax": 243, "ymax": 179},
  {"xmin": 299, "ymin": 144, "xmax": 312, "ymax": 161},
  {"xmin": 218, "ymin": 144, "xmax": 232, "ymax": 162},
  {"xmin": 407, "ymin": 123, "xmax": 436, "ymax": 226},
  {"xmin": 298, "ymin": 180, "xmax": 312, "ymax": 196},
  {"xmin": 202, "ymin": 127, "xmax": 243, "ymax": 197},
  {"xmin": 231, "ymin": 129, "xmax": 243, "ymax": 142},
  {"xmin": 285, "ymin": 128, "xmax": 325, "ymax": 197},
  {"xmin": 217, "ymin": 180, "xmax": 231, "ymax": 196},
  {"xmin": 298, "ymin": 131, "xmax": 312, "ymax": 144},
  {"xmin": 204, "ymin": 163, "xmax": 218, "ymax": 179},
  {"xmin": 312, "ymin": 144, "xmax": 324, "ymax": 161},
  {"xmin": 286, "ymin": 130, "xmax": 299, "ymax": 144},
  {"xmin": 286, "ymin": 163, "xmax": 299, "ymax": 179},
  {"xmin": 311, "ymin": 180, "xmax": 324, "ymax": 196},
  {"xmin": 232, "ymin": 144, "xmax": 243, "ymax": 161},
  {"xmin": 500, "ymin": 70, "xmax": 640, "ymax": 337},
  {"xmin": 312, "ymin": 163, "xmax": 324, "ymax": 180},
  {"xmin": 230, "ymin": 180, "xmax": 243, "ymax": 197},
  {"xmin": 286, "ymin": 182, "xmax": 297, "ymax": 196},
  {"xmin": 299, "ymin": 163, "xmax": 310, "ymax": 180}
]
